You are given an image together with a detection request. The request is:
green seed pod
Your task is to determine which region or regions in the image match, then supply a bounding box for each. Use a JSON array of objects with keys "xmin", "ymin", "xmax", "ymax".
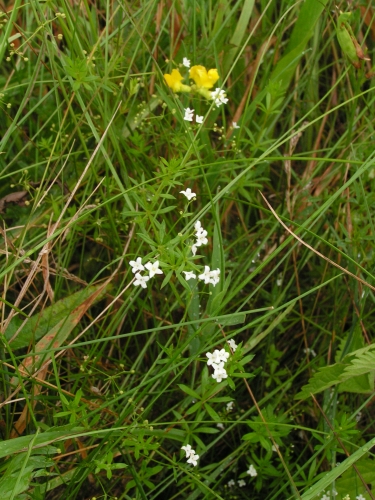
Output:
[{"xmin": 336, "ymin": 12, "xmax": 370, "ymax": 69}]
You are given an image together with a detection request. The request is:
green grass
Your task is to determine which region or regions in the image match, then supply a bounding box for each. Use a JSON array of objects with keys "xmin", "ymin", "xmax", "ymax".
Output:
[{"xmin": 1, "ymin": 0, "xmax": 375, "ymax": 499}]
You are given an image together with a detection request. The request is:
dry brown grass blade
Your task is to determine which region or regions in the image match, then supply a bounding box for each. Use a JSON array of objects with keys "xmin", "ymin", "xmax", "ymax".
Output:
[
  {"xmin": 259, "ymin": 191, "xmax": 375, "ymax": 292},
  {"xmin": 10, "ymin": 365, "xmax": 48, "ymax": 439}
]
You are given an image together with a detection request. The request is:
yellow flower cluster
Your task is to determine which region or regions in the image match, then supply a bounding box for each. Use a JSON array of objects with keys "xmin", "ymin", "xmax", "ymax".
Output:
[{"xmin": 164, "ymin": 65, "xmax": 219, "ymax": 98}]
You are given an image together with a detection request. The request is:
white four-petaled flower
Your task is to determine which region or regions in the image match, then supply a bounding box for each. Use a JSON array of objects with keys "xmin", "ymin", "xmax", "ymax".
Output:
[
  {"xmin": 211, "ymin": 88, "xmax": 228, "ymax": 107},
  {"xmin": 198, "ymin": 266, "xmax": 220, "ymax": 286},
  {"xmin": 183, "ymin": 271, "xmax": 197, "ymax": 280},
  {"xmin": 129, "ymin": 257, "xmax": 145, "ymax": 273},
  {"xmin": 180, "ymin": 188, "xmax": 196, "ymax": 200},
  {"xmin": 187, "ymin": 452, "xmax": 200, "ymax": 466},
  {"xmin": 184, "ymin": 107, "xmax": 194, "ymax": 121},
  {"xmin": 227, "ymin": 339, "xmax": 238, "ymax": 352},
  {"xmin": 182, "ymin": 57, "xmax": 191, "ymax": 68},
  {"xmin": 232, "ymin": 121, "xmax": 240, "ymax": 129},
  {"xmin": 196, "ymin": 115, "xmax": 204, "ymax": 124},
  {"xmin": 246, "ymin": 464, "xmax": 257, "ymax": 477},
  {"xmin": 181, "ymin": 444, "xmax": 199, "ymax": 466},
  {"xmin": 181, "ymin": 444, "xmax": 194, "ymax": 457},
  {"xmin": 133, "ymin": 272, "xmax": 150, "ymax": 289},
  {"xmin": 145, "ymin": 260, "xmax": 163, "ymax": 278},
  {"xmin": 238, "ymin": 479, "xmax": 246, "ymax": 487}
]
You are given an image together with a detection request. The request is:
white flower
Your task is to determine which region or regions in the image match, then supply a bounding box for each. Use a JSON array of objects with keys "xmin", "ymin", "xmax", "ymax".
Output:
[
  {"xmin": 196, "ymin": 115, "xmax": 204, "ymax": 124},
  {"xmin": 246, "ymin": 464, "xmax": 257, "ymax": 477},
  {"xmin": 227, "ymin": 339, "xmax": 238, "ymax": 351},
  {"xmin": 303, "ymin": 348, "xmax": 317, "ymax": 357},
  {"xmin": 183, "ymin": 271, "xmax": 196, "ymax": 280},
  {"xmin": 209, "ymin": 268, "xmax": 220, "ymax": 286},
  {"xmin": 238, "ymin": 479, "xmax": 246, "ymax": 487},
  {"xmin": 180, "ymin": 188, "xmax": 196, "ymax": 200},
  {"xmin": 356, "ymin": 496, "xmax": 365, "ymax": 500},
  {"xmin": 217, "ymin": 348, "xmax": 229, "ymax": 362},
  {"xmin": 133, "ymin": 272, "xmax": 150, "ymax": 289},
  {"xmin": 195, "ymin": 231, "xmax": 208, "ymax": 247},
  {"xmin": 184, "ymin": 107, "xmax": 194, "ymax": 121},
  {"xmin": 216, "ymin": 423, "xmax": 225, "ymax": 430},
  {"xmin": 211, "ymin": 88, "xmax": 228, "ymax": 107},
  {"xmin": 206, "ymin": 350, "xmax": 223, "ymax": 366},
  {"xmin": 321, "ymin": 495, "xmax": 330, "ymax": 500},
  {"xmin": 187, "ymin": 452, "xmax": 199, "ymax": 466},
  {"xmin": 191, "ymin": 244, "xmax": 198, "ymax": 256},
  {"xmin": 227, "ymin": 479, "xmax": 235, "ymax": 488},
  {"xmin": 194, "ymin": 220, "xmax": 203, "ymax": 233},
  {"xmin": 212, "ymin": 362, "xmax": 228, "ymax": 382},
  {"xmin": 272, "ymin": 444, "xmax": 279, "ymax": 452},
  {"xmin": 129, "ymin": 257, "xmax": 144, "ymax": 274},
  {"xmin": 145, "ymin": 260, "xmax": 163, "ymax": 278},
  {"xmin": 182, "ymin": 57, "xmax": 191, "ymax": 68},
  {"xmin": 199, "ymin": 265, "xmax": 212, "ymax": 284},
  {"xmin": 226, "ymin": 401, "xmax": 234, "ymax": 411},
  {"xmin": 232, "ymin": 121, "xmax": 240, "ymax": 129},
  {"xmin": 181, "ymin": 444, "xmax": 194, "ymax": 457}
]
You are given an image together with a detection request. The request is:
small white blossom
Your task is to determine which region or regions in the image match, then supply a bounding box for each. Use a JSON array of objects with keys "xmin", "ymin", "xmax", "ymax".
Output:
[
  {"xmin": 226, "ymin": 401, "xmax": 234, "ymax": 411},
  {"xmin": 211, "ymin": 88, "xmax": 228, "ymax": 107},
  {"xmin": 303, "ymin": 348, "xmax": 317, "ymax": 357},
  {"xmin": 227, "ymin": 479, "xmax": 235, "ymax": 488},
  {"xmin": 212, "ymin": 362, "xmax": 228, "ymax": 382},
  {"xmin": 227, "ymin": 339, "xmax": 238, "ymax": 352},
  {"xmin": 184, "ymin": 107, "xmax": 194, "ymax": 121},
  {"xmin": 180, "ymin": 188, "xmax": 196, "ymax": 200},
  {"xmin": 133, "ymin": 272, "xmax": 150, "ymax": 289},
  {"xmin": 182, "ymin": 57, "xmax": 191, "ymax": 68},
  {"xmin": 191, "ymin": 244, "xmax": 198, "ymax": 256},
  {"xmin": 206, "ymin": 350, "xmax": 223, "ymax": 366},
  {"xmin": 321, "ymin": 495, "xmax": 330, "ymax": 500},
  {"xmin": 247, "ymin": 464, "xmax": 257, "ymax": 477},
  {"xmin": 238, "ymin": 479, "xmax": 246, "ymax": 487},
  {"xmin": 145, "ymin": 260, "xmax": 163, "ymax": 278},
  {"xmin": 232, "ymin": 121, "xmax": 240, "ymax": 129},
  {"xmin": 129, "ymin": 257, "xmax": 144, "ymax": 273},
  {"xmin": 209, "ymin": 268, "xmax": 220, "ymax": 286},
  {"xmin": 195, "ymin": 231, "xmax": 208, "ymax": 247},
  {"xmin": 272, "ymin": 444, "xmax": 279, "ymax": 452},
  {"xmin": 199, "ymin": 265, "xmax": 212, "ymax": 284},
  {"xmin": 181, "ymin": 444, "xmax": 194, "ymax": 457},
  {"xmin": 356, "ymin": 496, "xmax": 365, "ymax": 500},
  {"xmin": 216, "ymin": 423, "xmax": 225, "ymax": 430},
  {"xmin": 183, "ymin": 271, "xmax": 196, "ymax": 280},
  {"xmin": 196, "ymin": 115, "xmax": 204, "ymax": 124},
  {"xmin": 187, "ymin": 452, "xmax": 199, "ymax": 466},
  {"xmin": 194, "ymin": 220, "xmax": 203, "ymax": 233}
]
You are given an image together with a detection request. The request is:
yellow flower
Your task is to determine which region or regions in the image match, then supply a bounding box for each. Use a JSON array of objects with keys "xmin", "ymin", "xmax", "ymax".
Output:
[
  {"xmin": 164, "ymin": 69, "xmax": 191, "ymax": 92},
  {"xmin": 189, "ymin": 65, "xmax": 219, "ymax": 89}
]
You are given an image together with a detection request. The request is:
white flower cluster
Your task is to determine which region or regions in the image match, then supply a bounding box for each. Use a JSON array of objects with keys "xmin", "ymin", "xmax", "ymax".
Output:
[
  {"xmin": 211, "ymin": 88, "xmax": 228, "ymax": 107},
  {"xmin": 206, "ymin": 348, "xmax": 230, "ymax": 382},
  {"xmin": 181, "ymin": 444, "xmax": 199, "ymax": 466},
  {"xmin": 184, "ymin": 107, "xmax": 204, "ymax": 123},
  {"xmin": 191, "ymin": 220, "xmax": 208, "ymax": 255},
  {"xmin": 321, "ymin": 490, "xmax": 339, "ymax": 500},
  {"xmin": 247, "ymin": 464, "xmax": 257, "ymax": 477},
  {"xmin": 129, "ymin": 258, "xmax": 163, "ymax": 288}
]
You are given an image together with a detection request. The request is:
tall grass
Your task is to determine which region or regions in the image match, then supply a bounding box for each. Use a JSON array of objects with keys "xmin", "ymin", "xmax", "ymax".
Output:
[{"xmin": 1, "ymin": 1, "xmax": 375, "ymax": 499}]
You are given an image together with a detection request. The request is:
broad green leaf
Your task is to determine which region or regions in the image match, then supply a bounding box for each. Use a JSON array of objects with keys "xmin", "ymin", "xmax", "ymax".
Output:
[{"xmin": 5, "ymin": 284, "xmax": 110, "ymax": 350}]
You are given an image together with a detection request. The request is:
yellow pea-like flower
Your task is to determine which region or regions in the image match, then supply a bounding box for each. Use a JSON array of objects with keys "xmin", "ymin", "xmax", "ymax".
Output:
[
  {"xmin": 164, "ymin": 69, "xmax": 191, "ymax": 92},
  {"xmin": 189, "ymin": 65, "xmax": 219, "ymax": 89}
]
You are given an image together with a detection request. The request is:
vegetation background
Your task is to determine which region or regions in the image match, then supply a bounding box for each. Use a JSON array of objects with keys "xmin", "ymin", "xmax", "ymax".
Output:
[{"xmin": 1, "ymin": 0, "xmax": 375, "ymax": 499}]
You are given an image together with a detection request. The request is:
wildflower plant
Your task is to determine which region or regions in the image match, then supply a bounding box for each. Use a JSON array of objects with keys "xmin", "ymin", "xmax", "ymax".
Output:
[{"xmin": 1, "ymin": 2, "xmax": 374, "ymax": 500}]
